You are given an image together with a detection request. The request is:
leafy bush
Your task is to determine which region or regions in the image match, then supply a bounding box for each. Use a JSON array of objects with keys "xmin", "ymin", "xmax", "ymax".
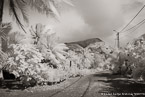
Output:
[
  {"xmin": 6, "ymin": 44, "xmax": 44, "ymax": 80},
  {"xmin": 111, "ymin": 40, "xmax": 145, "ymax": 82}
]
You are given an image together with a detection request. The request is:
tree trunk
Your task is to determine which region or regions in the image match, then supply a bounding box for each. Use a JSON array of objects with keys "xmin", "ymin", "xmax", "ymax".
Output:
[
  {"xmin": 0, "ymin": 0, "xmax": 7, "ymax": 52},
  {"xmin": 0, "ymin": 0, "xmax": 4, "ymax": 80},
  {"xmin": 0, "ymin": 0, "xmax": 4, "ymax": 25},
  {"xmin": 1, "ymin": 39, "xmax": 8, "ymax": 52}
]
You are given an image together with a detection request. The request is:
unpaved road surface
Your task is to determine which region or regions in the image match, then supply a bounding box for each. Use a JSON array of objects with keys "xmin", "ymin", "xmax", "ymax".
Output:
[{"xmin": 1, "ymin": 70, "xmax": 145, "ymax": 97}]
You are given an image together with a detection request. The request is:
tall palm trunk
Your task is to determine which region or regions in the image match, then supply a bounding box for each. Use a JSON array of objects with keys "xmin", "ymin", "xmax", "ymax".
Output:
[
  {"xmin": 0, "ymin": 0, "xmax": 4, "ymax": 25},
  {"xmin": 0, "ymin": 0, "xmax": 8, "ymax": 52},
  {"xmin": 0, "ymin": 0, "xmax": 4, "ymax": 80}
]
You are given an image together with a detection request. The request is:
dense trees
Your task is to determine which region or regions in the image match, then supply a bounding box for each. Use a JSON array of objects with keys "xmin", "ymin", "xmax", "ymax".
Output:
[
  {"xmin": 111, "ymin": 39, "xmax": 145, "ymax": 82},
  {"xmin": 0, "ymin": 0, "xmax": 73, "ymax": 80},
  {"xmin": 2, "ymin": 24, "xmax": 109, "ymax": 85}
]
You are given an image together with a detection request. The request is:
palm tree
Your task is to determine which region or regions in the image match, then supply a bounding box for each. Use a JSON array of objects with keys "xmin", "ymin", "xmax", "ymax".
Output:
[
  {"xmin": 0, "ymin": 0, "xmax": 73, "ymax": 79},
  {"xmin": 28, "ymin": 23, "xmax": 69, "ymax": 68},
  {"xmin": 29, "ymin": 23, "xmax": 45, "ymax": 45},
  {"xmin": 0, "ymin": 0, "xmax": 73, "ymax": 52},
  {"xmin": 0, "ymin": 23, "xmax": 12, "ymax": 80},
  {"xmin": 0, "ymin": 23, "xmax": 12, "ymax": 52},
  {"xmin": 40, "ymin": 31, "xmax": 69, "ymax": 68},
  {"xmin": 81, "ymin": 48, "xmax": 94, "ymax": 69}
]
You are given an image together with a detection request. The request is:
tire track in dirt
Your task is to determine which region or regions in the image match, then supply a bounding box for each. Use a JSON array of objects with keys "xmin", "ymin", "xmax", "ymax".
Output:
[
  {"xmin": 26, "ymin": 76, "xmax": 82, "ymax": 97},
  {"xmin": 80, "ymin": 78, "xmax": 92, "ymax": 97},
  {"xmin": 48, "ymin": 76, "xmax": 82, "ymax": 97}
]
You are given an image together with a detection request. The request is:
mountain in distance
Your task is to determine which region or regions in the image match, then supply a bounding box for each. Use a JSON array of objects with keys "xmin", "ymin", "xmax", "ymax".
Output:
[
  {"xmin": 65, "ymin": 38, "xmax": 113, "ymax": 54},
  {"xmin": 65, "ymin": 38, "xmax": 103, "ymax": 48},
  {"xmin": 65, "ymin": 37, "xmax": 114, "ymax": 67}
]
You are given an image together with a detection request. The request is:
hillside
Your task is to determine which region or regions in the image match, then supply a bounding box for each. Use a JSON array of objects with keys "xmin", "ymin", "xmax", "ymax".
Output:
[
  {"xmin": 65, "ymin": 38, "xmax": 113, "ymax": 55},
  {"xmin": 65, "ymin": 38, "xmax": 103, "ymax": 48}
]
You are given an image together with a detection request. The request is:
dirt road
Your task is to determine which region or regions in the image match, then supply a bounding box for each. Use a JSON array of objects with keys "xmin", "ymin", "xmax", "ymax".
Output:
[{"xmin": 1, "ymin": 70, "xmax": 145, "ymax": 97}]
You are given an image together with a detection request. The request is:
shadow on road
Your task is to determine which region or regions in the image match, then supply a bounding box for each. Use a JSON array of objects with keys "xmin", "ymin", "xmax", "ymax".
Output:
[{"xmin": 94, "ymin": 72, "xmax": 145, "ymax": 97}]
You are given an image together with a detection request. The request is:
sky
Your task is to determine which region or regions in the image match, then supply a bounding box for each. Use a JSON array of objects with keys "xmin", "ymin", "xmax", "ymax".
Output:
[{"xmin": 3, "ymin": 0, "xmax": 145, "ymax": 48}]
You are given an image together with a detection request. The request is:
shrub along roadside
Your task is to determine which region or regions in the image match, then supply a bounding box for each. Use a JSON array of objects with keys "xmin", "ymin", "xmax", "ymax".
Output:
[
  {"xmin": 0, "ymin": 24, "xmax": 109, "ymax": 88},
  {"xmin": 112, "ymin": 41, "xmax": 145, "ymax": 82}
]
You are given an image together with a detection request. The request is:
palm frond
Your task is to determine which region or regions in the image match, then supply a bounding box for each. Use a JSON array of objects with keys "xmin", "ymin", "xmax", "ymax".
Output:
[
  {"xmin": 62, "ymin": 0, "xmax": 74, "ymax": 6},
  {"xmin": 9, "ymin": 0, "xmax": 27, "ymax": 33},
  {"xmin": 0, "ymin": 50, "xmax": 8, "ymax": 61},
  {"xmin": 27, "ymin": 0, "xmax": 60, "ymax": 19},
  {"xmin": 9, "ymin": 31, "xmax": 26, "ymax": 44},
  {"xmin": 28, "ymin": 0, "xmax": 49, "ymax": 14},
  {"xmin": 15, "ymin": 0, "xmax": 29, "ymax": 23},
  {"xmin": 0, "ymin": 23, "xmax": 12, "ymax": 41},
  {"xmin": 1, "ymin": 23, "xmax": 12, "ymax": 34},
  {"xmin": 49, "ymin": 1, "xmax": 60, "ymax": 19},
  {"xmin": 35, "ymin": 23, "xmax": 45, "ymax": 37},
  {"xmin": 29, "ymin": 24, "xmax": 45, "ymax": 44}
]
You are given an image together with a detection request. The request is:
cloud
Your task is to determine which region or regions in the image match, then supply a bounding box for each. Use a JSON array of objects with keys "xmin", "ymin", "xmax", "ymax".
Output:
[
  {"xmin": 55, "ymin": 10, "xmax": 93, "ymax": 42},
  {"xmin": 75, "ymin": 0, "xmax": 124, "ymax": 37},
  {"xmin": 4, "ymin": 0, "xmax": 145, "ymax": 47},
  {"xmin": 55, "ymin": 0, "xmax": 124, "ymax": 42},
  {"xmin": 54, "ymin": 0, "xmax": 145, "ymax": 47},
  {"xmin": 117, "ymin": 0, "xmax": 145, "ymax": 45}
]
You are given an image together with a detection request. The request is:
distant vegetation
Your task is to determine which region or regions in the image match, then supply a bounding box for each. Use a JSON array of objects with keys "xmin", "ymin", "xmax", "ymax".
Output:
[
  {"xmin": 1, "ymin": 0, "xmax": 145, "ymax": 89},
  {"xmin": 112, "ymin": 34, "xmax": 145, "ymax": 82},
  {"xmin": 0, "ymin": 23, "xmax": 113, "ymax": 87}
]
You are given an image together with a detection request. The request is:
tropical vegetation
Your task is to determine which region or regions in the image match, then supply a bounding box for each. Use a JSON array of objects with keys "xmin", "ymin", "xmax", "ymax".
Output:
[
  {"xmin": 112, "ymin": 38, "xmax": 145, "ymax": 82},
  {"xmin": 0, "ymin": 21, "xmax": 113, "ymax": 87},
  {"xmin": 2, "ymin": 0, "xmax": 145, "ymax": 89}
]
